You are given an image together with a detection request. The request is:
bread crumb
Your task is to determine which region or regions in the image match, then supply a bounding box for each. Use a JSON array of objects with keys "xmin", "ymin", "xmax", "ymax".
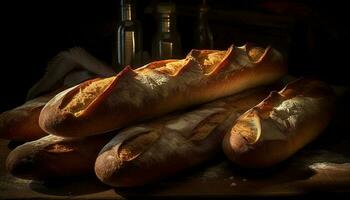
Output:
[
  {"xmin": 65, "ymin": 77, "xmax": 114, "ymax": 115},
  {"xmin": 202, "ymin": 51, "xmax": 226, "ymax": 73},
  {"xmin": 248, "ymin": 47, "xmax": 265, "ymax": 62},
  {"xmin": 45, "ymin": 144, "xmax": 74, "ymax": 153},
  {"xmin": 118, "ymin": 131, "xmax": 159, "ymax": 161}
]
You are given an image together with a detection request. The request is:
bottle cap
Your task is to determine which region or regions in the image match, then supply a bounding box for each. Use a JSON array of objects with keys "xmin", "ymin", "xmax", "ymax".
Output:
[{"xmin": 157, "ymin": 3, "xmax": 176, "ymax": 14}]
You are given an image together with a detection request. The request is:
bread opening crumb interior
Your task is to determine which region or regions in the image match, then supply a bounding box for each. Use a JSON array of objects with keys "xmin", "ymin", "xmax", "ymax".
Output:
[
  {"xmin": 118, "ymin": 131, "xmax": 160, "ymax": 161},
  {"xmin": 233, "ymin": 113, "xmax": 260, "ymax": 144},
  {"xmin": 189, "ymin": 112, "xmax": 227, "ymax": 141},
  {"xmin": 154, "ymin": 51, "xmax": 226, "ymax": 75},
  {"xmin": 196, "ymin": 51, "xmax": 226, "ymax": 73},
  {"xmin": 155, "ymin": 60, "xmax": 186, "ymax": 75},
  {"xmin": 248, "ymin": 47, "xmax": 265, "ymax": 62},
  {"xmin": 64, "ymin": 77, "xmax": 115, "ymax": 116},
  {"xmin": 44, "ymin": 143, "xmax": 74, "ymax": 153}
]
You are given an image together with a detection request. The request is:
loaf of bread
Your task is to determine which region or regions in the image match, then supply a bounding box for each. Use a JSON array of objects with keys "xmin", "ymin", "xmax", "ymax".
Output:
[
  {"xmin": 222, "ymin": 78, "xmax": 336, "ymax": 168},
  {"xmin": 39, "ymin": 44, "xmax": 287, "ymax": 137},
  {"xmin": 0, "ymin": 91, "xmax": 59, "ymax": 141},
  {"xmin": 6, "ymin": 133, "xmax": 114, "ymax": 180},
  {"xmin": 94, "ymin": 87, "xmax": 271, "ymax": 187}
]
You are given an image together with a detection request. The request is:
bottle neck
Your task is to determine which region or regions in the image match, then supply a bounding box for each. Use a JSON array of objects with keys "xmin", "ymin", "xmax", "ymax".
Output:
[
  {"xmin": 199, "ymin": 8, "xmax": 209, "ymax": 25},
  {"xmin": 159, "ymin": 14, "xmax": 176, "ymax": 33},
  {"xmin": 121, "ymin": 4, "xmax": 135, "ymax": 21}
]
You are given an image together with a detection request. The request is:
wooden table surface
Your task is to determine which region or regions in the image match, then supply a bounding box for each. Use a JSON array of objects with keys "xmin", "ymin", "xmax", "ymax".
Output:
[{"xmin": 1, "ymin": 91, "xmax": 350, "ymax": 199}]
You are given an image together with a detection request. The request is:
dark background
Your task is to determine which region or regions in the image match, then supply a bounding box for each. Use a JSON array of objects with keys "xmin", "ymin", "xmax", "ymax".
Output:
[{"xmin": 1, "ymin": 0, "xmax": 349, "ymax": 112}]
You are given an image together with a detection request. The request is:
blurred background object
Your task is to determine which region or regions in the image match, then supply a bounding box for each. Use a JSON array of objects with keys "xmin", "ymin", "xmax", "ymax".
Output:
[
  {"xmin": 151, "ymin": 2, "xmax": 182, "ymax": 60},
  {"xmin": 1, "ymin": 0, "xmax": 349, "ymax": 112},
  {"xmin": 194, "ymin": 0, "xmax": 214, "ymax": 49},
  {"xmin": 113, "ymin": 0, "xmax": 143, "ymax": 70}
]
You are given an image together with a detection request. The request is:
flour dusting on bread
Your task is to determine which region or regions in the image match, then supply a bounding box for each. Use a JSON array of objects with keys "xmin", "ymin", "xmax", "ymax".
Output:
[
  {"xmin": 270, "ymin": 96, "xmax": 320, "ymax": 131},
  {"xmin": 223, "ymin": 78, "xmax": 335, "ymax": 168}
]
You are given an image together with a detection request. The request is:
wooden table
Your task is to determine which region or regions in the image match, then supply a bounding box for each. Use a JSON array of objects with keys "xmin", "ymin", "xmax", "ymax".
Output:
[{"xmin": 1, "ymin": 92, "xmax": 350, "ymax": 199}]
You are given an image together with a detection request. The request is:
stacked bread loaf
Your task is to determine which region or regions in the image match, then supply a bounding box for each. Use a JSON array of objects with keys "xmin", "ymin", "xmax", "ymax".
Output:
[
  {"xmin": 38, "ymin": 44, "xmax": 286, "ymax": 137},
  {"xmin": 0, "ymin": 89, "xmax": 62, "ymax": 141},
  {"xmin": 1, "ymin": 44, "xmax": 335, "ymax": 187},
  {"xmin": 222, "ymin": 78, "xmax": 336, "ymax": 168}
]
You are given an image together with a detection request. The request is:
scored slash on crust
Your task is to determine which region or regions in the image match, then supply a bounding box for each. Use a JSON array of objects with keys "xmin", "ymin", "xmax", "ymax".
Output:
[
  {"xmin": 223, "ymin": 78, "xmax": 336, "ymax": 168},
  {"xmin": 40, "ymin": 43, "xmax": 287, "ymax": 137},
  {"xmin": 57, "ymin": 44, "xmax": 275, "ymax": 119}
]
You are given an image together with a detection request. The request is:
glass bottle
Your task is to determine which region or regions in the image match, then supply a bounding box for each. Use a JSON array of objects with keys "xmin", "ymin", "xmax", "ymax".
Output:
[
  {"xmin": 195, "ymin": 0, "xmax": 213, "ymax": 49},
  {"xmin": 113, "ymin": 0, "xmax": 142, "ymax": 70},
  {"xmin": 152, "ymin": 3, "xmax": 182, "ymax": 60}
]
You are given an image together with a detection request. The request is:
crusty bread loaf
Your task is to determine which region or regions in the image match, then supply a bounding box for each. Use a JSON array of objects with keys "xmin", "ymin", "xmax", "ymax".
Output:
[
  {"xmin": 39, "ymin": 44, "xmax": 287, "ymax": 137},
  {"xmin": 6, "ymin": 133, "xmax": 114, "ymax": 180},
  {"xmin": 0, "ymin": 91, "xmax": 60, "ymax": 141},
  {"xmin": 94, "ymin": 87, "xmax": 271, "ymax": 187},
  {"xmin": 222, "ymin": 78, "xmax": 336, "ymax": 168}
]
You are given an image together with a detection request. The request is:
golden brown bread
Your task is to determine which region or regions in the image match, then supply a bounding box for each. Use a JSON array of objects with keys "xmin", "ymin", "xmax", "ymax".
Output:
[
  {"xmin": 94, "ymin": 87, "xmax": 271, "ymax": 187},
  {"xmin": 39, "ymin": 44, "xmax": 287, "ymax": 137},
  {"xmin": 0, "ymin": 90, "xmax": 61, "ymax": 141},
  {"xmin": 6, "ymin": 133, "xmax": 114, "ymax": 180},
  {"xmin": 222, "ymin": 78, "xmax": 336, "ymax": 168}
]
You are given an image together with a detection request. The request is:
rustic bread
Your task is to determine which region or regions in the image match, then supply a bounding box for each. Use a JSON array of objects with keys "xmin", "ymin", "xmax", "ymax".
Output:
[
  {"xmin": 6, "ymin": 133, "xmax": 114, "ymax": 180},
  {"xmin": 39, "ymin": 44, "xmax": 287, "ymax": 137},
  {"xmin": 0, "ymin": 91, "xmax": 59, "ymax": 141},
  {"xmin": 222, "ymin": 78, "xmax": 336, "ymax": 168},
  {"xmin": 94, "ymin": 87, "xmax": 271, "ymax": 187}
]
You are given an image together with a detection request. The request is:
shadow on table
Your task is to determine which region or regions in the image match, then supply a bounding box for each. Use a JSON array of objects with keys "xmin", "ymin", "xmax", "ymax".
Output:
[
  {"xmin": 113, "ymin": 154, "xmax": 318, "ymax": 199},
  {"xmin": 29, "ymin": 174, "xmax": 110, "ymax": 196}
]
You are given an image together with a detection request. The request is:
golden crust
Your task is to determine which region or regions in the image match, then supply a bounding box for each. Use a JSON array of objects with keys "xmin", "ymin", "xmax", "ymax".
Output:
[
  {"xmin": 39, "ymin": 44, "xmax": 287, "ymax": 137},
  {"xmin": 222, "ymin": 78, "xmax": 336, "ymax": 168},
  {"xmin": 0, "ymin": 89, "xmax": 63, "ymax": 141},
  {"xmin": 94, "ymin": 87, "xmax": 271, "ymax": 187},
  {"xmin": 6, "ymin": 133, "xmax": 114, "ymax": 180}
]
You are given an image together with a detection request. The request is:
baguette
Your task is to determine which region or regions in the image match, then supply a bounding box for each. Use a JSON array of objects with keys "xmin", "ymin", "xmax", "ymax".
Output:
[
  {"xmin": 39, "ymin": 44, "xmax": 286, "ymax": 137},
  {"xmin": 222, "ymin": 78, "xmax": 336, "ymax": 168},
  {"xmin": 6, "ymin": 133, "xmax": 114, "ymax": 180},
  {"xmin": 94, "ymin": 87, "xmax": 271, "ymax": 187},
  {"xmin": 0, "ymin": 91, "xmax": 59, "ymax": 141}
]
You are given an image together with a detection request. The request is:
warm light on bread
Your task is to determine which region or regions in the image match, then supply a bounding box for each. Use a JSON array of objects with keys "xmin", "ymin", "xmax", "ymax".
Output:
[
  {"xmin": 222, "ymin": 78, "xmax": 336, "ymax": 168},
  {"xmin": 0, "ymin": 89, "xmax": 64, "ymax": 141},
  {"xmin": 39, "ymin": 44, "xmax": 286, "ymax": 137},
  {"xmin": 248, "ymin": 47, "xmax": 265, "ymax": 62},
  {"xmin": 118, "ymin": 130, "xmax": 160, "ymax": 161},
  {"xmin": 6, "ymin": 133, "xmax": 114, "ymax": 180},
  {"xmin": 95, "ymin": 87, "xmax": 272, "ymax": 187},
  {"xmin": 64, "ymin": 77, "xmax": 115, "ymax": 116}
]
